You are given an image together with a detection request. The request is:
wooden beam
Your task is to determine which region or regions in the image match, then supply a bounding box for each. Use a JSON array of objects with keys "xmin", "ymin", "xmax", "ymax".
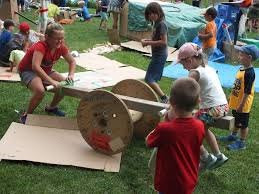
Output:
[{"xmin": 48, "ymin": 86, "xmax": 234, "ymax": 130}]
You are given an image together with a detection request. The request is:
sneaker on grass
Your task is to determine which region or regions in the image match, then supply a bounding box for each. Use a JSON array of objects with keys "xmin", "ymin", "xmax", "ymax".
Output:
[
  {"xmin": 218, "ymin": 134, "xmax": 238, "ymax": 143},
  {"xmin": 208, "ymin": 153, "xmax": 229, "ymax": 170},
  {"xmin": 227, "ymin": 140, "xmax": 246, "ymax": 151},
  {"xmin": 199, "ymin": 153, "xmax": 217, "ymax": 172},
  {"xmin": 45, "ymin": 107, "xmax": 65, "ymax": 117},
  {"xmin": 19, "ymin": 114, "xmax": 27, "ymax": 124},
  {"xmin": 160, "ymin": 96, "xmax": 169, "ymax": 104}
]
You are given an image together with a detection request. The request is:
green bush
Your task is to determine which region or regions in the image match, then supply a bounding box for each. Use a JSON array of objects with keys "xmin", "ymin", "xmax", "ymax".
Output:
[{"xmin": 66, "ymin": 0, "xmax": 96, "ymax": 8}]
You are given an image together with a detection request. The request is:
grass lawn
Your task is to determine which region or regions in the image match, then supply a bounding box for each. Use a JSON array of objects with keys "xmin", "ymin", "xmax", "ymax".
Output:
[{"xmin": 0, "ymin": 9, "xmax": 259, "ymax": 193}]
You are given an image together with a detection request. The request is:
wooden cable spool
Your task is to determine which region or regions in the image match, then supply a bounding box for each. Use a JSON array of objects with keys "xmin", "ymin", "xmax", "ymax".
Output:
[
  {"xmin": 77, "ymin": 90, "xmax": 134, "ymax": 155},
  {"xmin": 111, "ymin": 79, "xmax": 161, "ymax": 138}
]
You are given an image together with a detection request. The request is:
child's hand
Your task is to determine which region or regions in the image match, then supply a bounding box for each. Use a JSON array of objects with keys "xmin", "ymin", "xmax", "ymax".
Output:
[
  {"xmin": 141, "ymin": 39, "xmax": 148, "ymax": 47},
  {"xmin": 66, "ymin": 74, "xmax": 74, "ymax": 84},
  {"xmin": 50, "ymin": 80, "xmax": 60, "ymax": 89}
]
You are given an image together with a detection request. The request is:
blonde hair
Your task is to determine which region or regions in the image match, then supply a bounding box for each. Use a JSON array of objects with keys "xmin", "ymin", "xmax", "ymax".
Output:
[{"xmin": 45, "ymin": 23, "xmax": 64, "ymax": 36}]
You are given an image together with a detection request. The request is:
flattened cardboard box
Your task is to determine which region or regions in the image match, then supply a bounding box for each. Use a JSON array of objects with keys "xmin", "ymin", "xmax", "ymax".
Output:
[
  {"xmin": 0, "ymin": 67, "xmax": 20, "ymax": 82},
  {"xmin": 120, "ymin": 40, "xmax": 177, "ymax": 62},
  {"xmin": 0, "ymin": 115, "xmax": 121, "ymax": 172}
]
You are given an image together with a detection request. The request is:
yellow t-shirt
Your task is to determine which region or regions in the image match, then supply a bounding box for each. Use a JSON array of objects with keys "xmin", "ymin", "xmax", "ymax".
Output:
[
  {"xmin": 48, "ymin": 3, "xmax": 60, "ymax": 19},
  {"xmin": 202, "ymin": 21, "xmax": 217, "ymax": 49},
  {"xmin": 9, "ymin": 50, "xmax": 25, "ymax": 66},
  {"xmin": 229, "ymin": 67, "xmax": 255, "ymax": 113}
]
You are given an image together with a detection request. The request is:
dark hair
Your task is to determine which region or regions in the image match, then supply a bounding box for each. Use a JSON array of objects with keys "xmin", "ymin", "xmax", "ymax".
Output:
[
  {"xmin": 52, "ymin": 0, "xmax": 60, "ymax": 6},
  {"xmin": 206, "ymin": 7, "xmax": 217, "ymax": 19},
  {"xmin": 3, "ymin": 19, "xmax": 15, "ymax": 29},
  {"xmin": 170, "ymin": 77, "xmax": 200, "ymax": 112},
  {"xmin": 144, "ymin": 2, "xmax": 165, "ymax": 22}
]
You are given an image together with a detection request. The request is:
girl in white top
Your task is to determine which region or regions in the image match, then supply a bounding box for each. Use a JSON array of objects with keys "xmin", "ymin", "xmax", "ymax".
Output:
[{"xmin": 176, "ymin": 42, "xmax": 229, "ymax": 171}]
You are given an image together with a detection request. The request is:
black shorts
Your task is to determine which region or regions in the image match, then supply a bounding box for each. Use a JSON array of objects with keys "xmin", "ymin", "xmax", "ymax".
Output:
[{"xmin": 232, "ymin": 110, "xmax": 250, "ymax": 129}]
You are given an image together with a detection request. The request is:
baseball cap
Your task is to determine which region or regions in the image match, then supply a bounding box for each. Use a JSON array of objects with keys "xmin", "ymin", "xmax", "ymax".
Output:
[
  {"xmin": 234, "ymin": 45, "xmax": 259, "ymax": 61},
  {"xmin": 19, "ymin": 22, "xmax": 30, "ymax": 33},
  {"xmin": 176, "ymin": 43, "xmax": 202, "ymax": 64}
]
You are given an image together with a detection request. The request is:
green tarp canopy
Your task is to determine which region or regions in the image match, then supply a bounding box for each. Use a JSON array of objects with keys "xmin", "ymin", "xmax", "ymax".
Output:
[{"xmin": 128, "ymin": 1, "xmax": 206, "ymax": 47}]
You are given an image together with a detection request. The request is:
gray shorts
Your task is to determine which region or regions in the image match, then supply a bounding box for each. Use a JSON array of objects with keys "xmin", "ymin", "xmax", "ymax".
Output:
[{"xmin": 19, "ymin": 70, "xmax": 55, "ymax": 87}]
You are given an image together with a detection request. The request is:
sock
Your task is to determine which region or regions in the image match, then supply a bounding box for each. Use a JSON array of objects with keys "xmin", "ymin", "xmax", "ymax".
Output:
[
  {"xmin": 160, "ymin": 95, "xmax": 167, "ymax": 100},
  {"xmin": 200, "ymin": 150, "xmax": 209, "ymax": 160},
  {"xmin": 216, "ymin": 152, "xmax": 222, "ymax": 159}
]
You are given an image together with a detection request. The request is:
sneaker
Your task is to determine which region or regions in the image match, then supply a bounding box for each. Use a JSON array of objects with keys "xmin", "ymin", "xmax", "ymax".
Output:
[
  {"xmin": 227, "ymin": 140, "xmax": 246, "ymax": 151},
  {"xmin": 208, "ymin": 153, "xmax": 229, "ymax": 170},
  {"xmin": 19, "ymin": 114, "xmax": 27, "ymax": 124},
  {"xmin": 218, "ymin": 134, "xmax": 238, "ymax": 143},
  {"xmin": 160, "ymin": 96, "xmax": 169, "ymax": 104},
  {"xmin": 199, "ymin": 153, "xmax": 217, "ymax": 172},
  {"xmin": 45, "ymin": 107, "xmax": 65, "ymax": 117}
]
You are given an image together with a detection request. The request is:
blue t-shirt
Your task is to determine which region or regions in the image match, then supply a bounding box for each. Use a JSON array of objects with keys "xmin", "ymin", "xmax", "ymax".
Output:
[
  {"xmin": 82, "ymin": 6, "xmax": 91, "ymax": 20},
  {"xmin": 0, "ymin": 30, "xmax": 12, "ymax": 53}
]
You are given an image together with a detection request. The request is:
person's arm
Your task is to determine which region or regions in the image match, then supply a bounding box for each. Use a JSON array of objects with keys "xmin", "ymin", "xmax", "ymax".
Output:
[
  {"xmin": 32, "ymin": 51, "xmax": 59, "ymax": 87},
  {"xmin": 198, "ymin": 23, "xmax": 213, "ymax": 40},
  {"xmin": 189, "ymin": 70, "xmax": 200, "ymax": 82},
  {"xmin": 63, "ymin": 52, "xmax": 76, "ymax": 81},
  {"xmin": 146, "ymin": 124, "xmax": 163, "ymax": 148},
  {"xmin": 141, "ymin": 33, "xmax": 167, "ymax": 47},
  {"xmin": 237, "ymin": 69, "xmax": 255, "ymax": 112},
  {"xmin": 198, "ymin": 31, "xmax": 213, "ymax": 40}
]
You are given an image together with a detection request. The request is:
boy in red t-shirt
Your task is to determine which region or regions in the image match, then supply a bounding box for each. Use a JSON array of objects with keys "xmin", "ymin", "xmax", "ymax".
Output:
[{"xmin": 146, "ymin": 77, "xmax": 205, "ymax": 194}]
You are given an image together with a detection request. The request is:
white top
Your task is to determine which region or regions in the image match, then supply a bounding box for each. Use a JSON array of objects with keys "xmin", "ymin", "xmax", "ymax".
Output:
[{"xmin": 192, "ymin": 65, "xmax": 227, "ymax": 109}]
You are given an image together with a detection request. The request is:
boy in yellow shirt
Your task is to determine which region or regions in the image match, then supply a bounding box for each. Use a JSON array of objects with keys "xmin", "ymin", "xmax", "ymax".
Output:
[
  {"xmin": 219, "ymin": 45, "xmax": 259, "ymax": 150},
  {"xmin": 48, "ymin": 0, "xmax": 60, "ymax": 22},
  {"xmin": 198, "ymin": 7, "xmax": 217, "ymax": 59}
]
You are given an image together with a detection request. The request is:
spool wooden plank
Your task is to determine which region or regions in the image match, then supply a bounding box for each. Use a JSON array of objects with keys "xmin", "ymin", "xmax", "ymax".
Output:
[
  {"xmin": 47, "ymin": 82, "xmax": 234, "ymax": 130},
  {"xmin": 112, "ymin": 79, "xmax": 161, "ymax": 138},
  {"xmin": 77, "ymin": 90, "xmax": 133, "ymax": 155}
]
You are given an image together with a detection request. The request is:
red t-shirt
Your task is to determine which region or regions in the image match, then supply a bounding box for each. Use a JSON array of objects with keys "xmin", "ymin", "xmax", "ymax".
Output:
[
  {"xmin": 147, "ymin": 118, "xmax": 205, "ymax": 194},
  {"xmin": 18, "ymin": 41, "xmax": 68, "ymax": 74},
  {"xmin": 240, "ymin": 0, "xmax": 252, "ymax": 8}
]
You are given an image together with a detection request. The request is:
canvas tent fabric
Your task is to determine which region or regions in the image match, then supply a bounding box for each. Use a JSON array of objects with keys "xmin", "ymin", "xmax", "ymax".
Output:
[{"xmin": 127, "ymin": 0, "xmax": 206, "ymax": 47}]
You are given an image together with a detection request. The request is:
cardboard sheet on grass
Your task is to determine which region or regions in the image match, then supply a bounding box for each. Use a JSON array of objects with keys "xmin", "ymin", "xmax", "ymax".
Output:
[
  {"xmin": 74, "ymin": 53, "xmax": 127, "ymax": 71},
  {"xmin": 0, "ymin": 67, "xmax": 20, "ymax": 82},
  {"xmin": 121, "ymin": 41, "xmax": 178, "ymax": 62},
  {"xmin": 0, "ymin": 114, "xmax": 121, "ymax": 172},
  {"xmin": 62, "ymin": 66, "xmax": 146, "ymax": 89}
]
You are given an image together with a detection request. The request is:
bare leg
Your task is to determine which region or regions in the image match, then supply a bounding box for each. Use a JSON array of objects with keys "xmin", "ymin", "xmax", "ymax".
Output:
[
  {"xmin": 99, "ymin": 20, "xmax": 103, "ymax": 29},
  {"xmin": 205, "ymin": 128, "xmax": 220, "ymax": 155},
  {"xmin": 26, "ymin": 76, "xmax": 46, "ymax": 114},
  {"xmin": 240, "ymin": 127, "xmax": 249, "ymax": 140},
  {"xmin": 48, "ymin": 72, "xmax": 66, "ymax": 108},
  {"xmin": 148, "ymin": 82, "xmax": 165, "ymax": 98}
]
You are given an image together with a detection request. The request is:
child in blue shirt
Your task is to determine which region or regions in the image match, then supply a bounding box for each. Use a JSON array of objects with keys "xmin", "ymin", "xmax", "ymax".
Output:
[
  {"xmin": 99, "ymin": 0, "xmax": 110, "ymax": 30},
  {"xmin": 78, "ymin": 1, "xmax": 91, "ymax": 21},
  {"xmin": 0, "ymin": 19, "xmax": 15, "ymax": 66}
]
